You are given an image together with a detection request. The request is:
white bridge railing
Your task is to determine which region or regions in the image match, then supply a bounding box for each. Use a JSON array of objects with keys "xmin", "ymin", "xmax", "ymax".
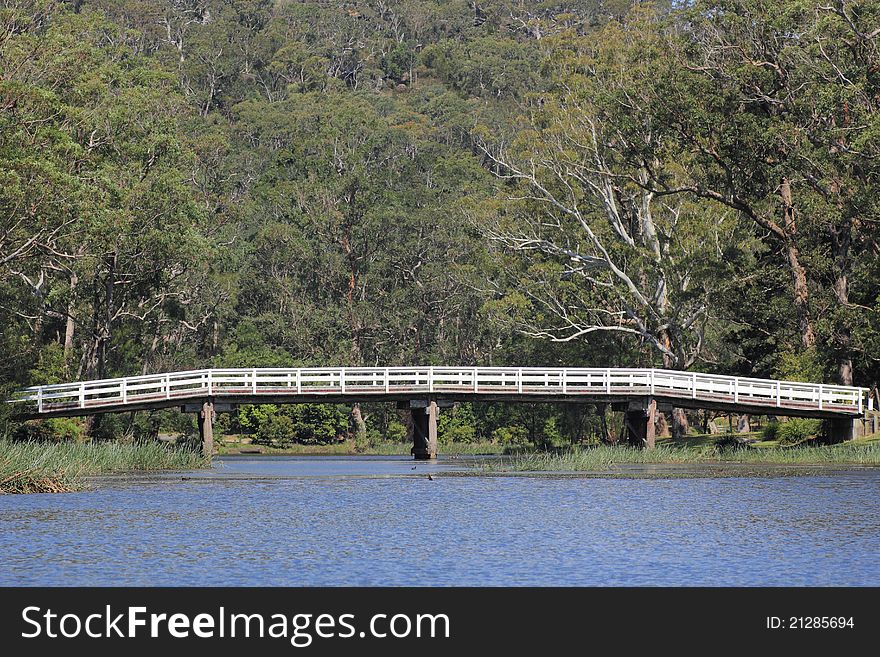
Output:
[{"xmin": 9, "ymin": 367, "xmax": 871, "ymax": 416}]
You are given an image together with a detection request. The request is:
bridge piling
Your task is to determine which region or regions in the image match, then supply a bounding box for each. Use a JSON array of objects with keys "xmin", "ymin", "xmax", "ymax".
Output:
[
  {"xmin": 624, "ymin": 398, "xmax": 656, "ymax": 449},
  {"xmin": 409, "ymin": 399, "xmax": 439, "ymax": 460},
  {"xmin": 827, "ymin": 415, "xmax": 866, "ymax": 443},
  {"xmin": 198, "ymin": 400, "xmax": 215, "ymax": 459}
]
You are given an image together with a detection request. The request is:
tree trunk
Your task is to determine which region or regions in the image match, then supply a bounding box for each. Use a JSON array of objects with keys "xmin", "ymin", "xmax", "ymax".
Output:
[
  {"xmin": 143, "ymin": 333, "xmax": 160, "ymax": 375},
  {"xmin": 672, "ymin": 408, "xmax": 689, "ymax": 439},
  {"xmin": 655, "ymin": 411, "xmax": 670, "ymax": 438},
  {"xmin": 598, "ymin": 404, "xmax": 616, "ymax": 444},
  {"xmin": 211, "ymin": 318, "xmax": 220, "ymax": 355},
  {"xmin": 831, "ymin": 225, "xmax": 853, "ymax": 385},
  {"xmin": 785, "ymin": 240, "xmax": 815, "ymax": 348},
  {"xmin": 402, "ymin": 408, "xmax": 415, "ymax": 443},
  {"xmin": 350, "ymin": 403, "xmax": 367, "ymax": 441},
  {"xmin": 737, "ymin": 414, "xmax": 751, "ymax": 433},
  {"xmin": 63, "ymin": 270, "xmax": 77, "ymax": 372},
  {"xmin": 779, "ymin": 177, "xmax": 815, "ymax": 348},
  {"xmin": 658, "ymin": 334, "xmax": 689, "ymax": 441},
  {"xmin": 835, "ymin": 322, "xmax": 854, "ymax": 386},
  {"xmin": 94, "ymin": 252, "xmax": 117, "ymax": 380}
]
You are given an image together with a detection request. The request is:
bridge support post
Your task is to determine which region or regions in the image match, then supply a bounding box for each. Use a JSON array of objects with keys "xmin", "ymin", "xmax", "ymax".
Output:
[
  {"xmin": 198, "ymin": 400, "xmax": 215, "ymax": 459},
  {"xmin": 624, "ymin": 398, "xmax": 656, "ymax": 449},
  {"xmin": 827, "ymin": 416, "xmax": 860, "ymax": 443},
  {"xmin": 410, "ymin": 399, "xmax": 439, "ymax": 460}
]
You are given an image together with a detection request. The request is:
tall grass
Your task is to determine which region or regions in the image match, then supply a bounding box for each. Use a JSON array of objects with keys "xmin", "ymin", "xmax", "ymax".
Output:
[
  {"xmin": 483, "ymin": 443, "xmax": 880, "ymax": 472},
  {"xmin": 0, "ymin": 441, "xmax": 209, "ymax": 494}
]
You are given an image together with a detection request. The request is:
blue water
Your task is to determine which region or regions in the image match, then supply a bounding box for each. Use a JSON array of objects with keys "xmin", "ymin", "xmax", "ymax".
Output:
[{"xmin": 0, "ymin": 456, "xmax": 878, "ymax": 586}]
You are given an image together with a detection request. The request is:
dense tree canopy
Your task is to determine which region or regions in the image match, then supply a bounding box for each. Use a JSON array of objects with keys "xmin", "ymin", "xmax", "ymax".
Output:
[{"xmin": 1, "ymin": 0, "xmax": 877, "ymax": 444}]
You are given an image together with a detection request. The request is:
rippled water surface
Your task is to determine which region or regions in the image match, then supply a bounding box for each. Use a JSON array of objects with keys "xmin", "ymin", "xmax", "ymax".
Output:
[{"xmin": 1, "ymin": 456, "xmax": 878, "ymax": 586}]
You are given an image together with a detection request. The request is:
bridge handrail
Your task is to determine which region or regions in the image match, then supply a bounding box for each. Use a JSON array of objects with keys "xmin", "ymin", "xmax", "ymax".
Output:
[{"xmin": 8, "ymin": 367, "xmax": 873, "ymax": 415}]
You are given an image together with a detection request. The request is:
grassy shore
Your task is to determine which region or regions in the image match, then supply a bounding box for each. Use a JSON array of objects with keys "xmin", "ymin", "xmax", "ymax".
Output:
[
  {"xmin": 6, "ymin": 432, "xmax": 876, "ymax": 493},
  {"xmin": 481, "ymin": 434, "xmax": 880, "ymax": 473},
  {"xmin": 217, "ymin": 439, "xmax": 505, "ymax": 456},
  {"xmin": 0, "ymin": 441, "xmax": 209, "ymax": 494}
]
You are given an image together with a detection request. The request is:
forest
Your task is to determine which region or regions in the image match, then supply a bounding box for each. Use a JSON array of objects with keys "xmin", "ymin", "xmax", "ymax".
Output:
[{"xmin": 1, "ymin": 0, "xmax": 878, "ymax": 447}]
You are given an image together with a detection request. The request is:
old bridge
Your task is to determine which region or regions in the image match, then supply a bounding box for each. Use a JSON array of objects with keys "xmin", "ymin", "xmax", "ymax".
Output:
[{"xmin": 8, "ymin": 367, "xmax": 874, "ymax": 458}]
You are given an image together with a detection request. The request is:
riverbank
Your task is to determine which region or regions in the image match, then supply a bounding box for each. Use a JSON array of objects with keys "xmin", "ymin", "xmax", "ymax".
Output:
[
  {"xmin": 7, "ymin": 433, "xmax": 879, "ymax": 494},
  {"xmin": 216, "ymin": 439, "xmax": 505, "ymax": 456},
  {"xmin": 480, "ymin": 435, "xmax": 880, "ymax": 473},
  {"xmin": 0, "ymin": 441, "xmax": 209, "ymax": 494}
]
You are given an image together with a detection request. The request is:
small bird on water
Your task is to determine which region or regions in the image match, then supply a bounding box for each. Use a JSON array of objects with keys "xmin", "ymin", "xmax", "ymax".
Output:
[{"xmin": 427, "ymin": 474, "xmax": 434, "ymax": 481}]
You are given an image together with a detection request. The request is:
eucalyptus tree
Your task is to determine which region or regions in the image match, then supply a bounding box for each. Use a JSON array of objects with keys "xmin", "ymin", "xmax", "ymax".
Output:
[
  {"xmin": 226, "ymin": 89, "xmax": 496, "ymax": 435},
  {"xmin": 648, "ymin": 0, "xmax": 880, "ymax": 385},
  {"xmin": 474, "ymin": 18, "xmax": 751, "ymax": 435},
  {"xmin": 1, "ymin": 6, "xmax": 213, "ymax": 388}
]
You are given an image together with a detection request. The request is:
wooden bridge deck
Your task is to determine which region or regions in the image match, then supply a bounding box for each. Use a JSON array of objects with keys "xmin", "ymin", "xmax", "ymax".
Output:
[{"xmin": 9, "ymin": 367, "xmax": 871, "ymax": 420}]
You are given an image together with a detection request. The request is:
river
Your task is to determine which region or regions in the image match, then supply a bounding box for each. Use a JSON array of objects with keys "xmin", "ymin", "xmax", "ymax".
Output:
[{"xmin": 1, "ymin": 455, "xmax": 878, "ymax": 586}]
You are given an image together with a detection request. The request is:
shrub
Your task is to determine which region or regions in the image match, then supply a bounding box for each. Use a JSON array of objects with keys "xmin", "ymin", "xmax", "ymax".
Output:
[
  {"xmin": 440, "ymin": 422, "xmax": 476, "ymax": 444},
  {"xmin": 285, "ymin": 404, "xmax": 348, "ymax": 444},
  {"xmin": 253, "ymin": 414, "xmax": 296, "ymax": 447},
  {"xmin": 714, "ymin": 435, "xmax": 751, "ymax": 452},
  {"xmin": 762, "ymin": 422, "xmax": 780, "ymax": 441},
  {"xmin": 12, "ymin": 418, "xmax": 86, "ymax": 443},
  {"xmin": 354, "ymin": 429, "xmax": 380, "ymax": 452},
  {"xmin": 776, "ymin": 418, "xmax": 822, "ymax": 446},
  {"xmin": 239, "ymin": 403, "xmax": 348, "ymax": 445},
  {"xmin": 237, "ymin": 404, "xmax": 279, "ymax": 433},
  {"xmin": 492, "ymin": 425, "xmax": 529, "ymax": 446},
  {"xmin": 46, "ymin": 417, "xmax": 87, "ymax": 442},
  {"xmin": 12, "ymin": 421, "xmax": 54, "ymax": 442},
  {"xmin": 385, "ymin": 420, "xmax": 407, "ymax": 442},
  {"xmin": 438, "ymin": 405, "xmax": 478, "ymax": 443},
  {"xmin": 541, "ymin": 416, "xmax": 564, "ymax": 446},
  {"xmin": 775, "ymin": 348, "xmax": 823, "ymax": 384}
]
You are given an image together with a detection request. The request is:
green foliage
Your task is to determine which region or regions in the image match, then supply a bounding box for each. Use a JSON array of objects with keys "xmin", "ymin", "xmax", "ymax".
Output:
[
  {"xmin": 282, "ymin": 405, "xmax": 349, "ymax": 445},
  {"xmin": 762, "ymin": 422, "xmax": 779, "ymax": 442},
  {"xmin": 541, "ymin": 416, "xmax": 564, "ymax": 447},
  {"xmin": 27, "ymin": 344, "xmax": 68, "ymax": 386},
  {"xmin": 382, "ymin": 42, "xmax": 415, "ymax": 83},
  {"xmin": 492, "ymin": 425, "xmax": 529, "ymax": 447},
  {"xmin": 13, "ymin": 421, "xmax": 57, "ymax": 443},
  {"xmin": 420, "ymin": 37, "xmax": 541, "ymax": 99},
  {"xmin": 46, "ymin": 418, "xmax": 87, "ymax": 443},
  {"xmin": 714, "ymin": 435, "xmax": 751, "ymax": 453},
  {"xmin": 254, "ymin": 414, "xmax": 297, "ymax": 448},
  {"xmin": 438, "ymin": 404, "xmax": 478, "ymax": 443},
  {"xmin": 385, "ymin": 420, "xmax": 407, "ymax": 443},
  {"xmin": 776, "ymin": 419, "xmax": 823, "ymax": 446},
  {"xmin": 246, "ymin": 404, "xmax": 349, "ymax": 447},
  {"xmin": 88, "ymin": 415, "xmax": 132, "ymax": 443},
  {"xmin": 237, "ymin": 405, "xmax": 280, "ymax": 433},
  {"xmin": 12, "ymin": 418, "xmax": 87, "ymax": 443},
  {"xmin": 775, "ymin": 348, "xmax": 824, "ymax": 383},
  {"xmin": 354, "ymin": 428, "xmax": 377, "ymax": 453},
  {"xmin": 1, "ymin": 0, "xmax": 878, "ymax": 449}
]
